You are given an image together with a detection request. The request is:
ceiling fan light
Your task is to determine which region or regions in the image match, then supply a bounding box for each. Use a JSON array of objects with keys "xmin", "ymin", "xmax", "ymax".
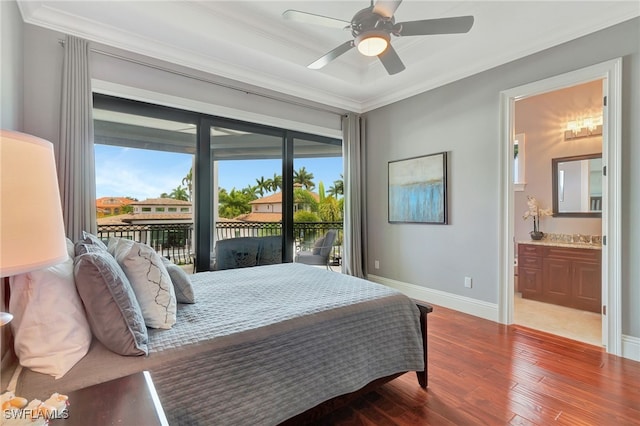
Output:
[{"xmin": 355, "ymin": 31, "xmax": 389, "ymax": 56}]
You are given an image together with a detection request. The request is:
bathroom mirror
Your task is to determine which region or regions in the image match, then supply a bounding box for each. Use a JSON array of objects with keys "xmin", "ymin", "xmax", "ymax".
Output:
[{"xmin": 552, "ymin": 153, "xmax": 602, "ymax": 217}]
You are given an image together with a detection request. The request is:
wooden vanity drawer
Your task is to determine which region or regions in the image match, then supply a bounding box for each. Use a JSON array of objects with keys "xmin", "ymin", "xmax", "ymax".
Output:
[
  {"xmin": 519, "ymin": 255, "xmax": 542, "ymax": 269},
  {"xmin": 544, "ymin": 246, "xmax": 601, "ymax": 262},
  {"xmin": 518, "ymin": 244, "xmax": 542, "ymax": 257}
]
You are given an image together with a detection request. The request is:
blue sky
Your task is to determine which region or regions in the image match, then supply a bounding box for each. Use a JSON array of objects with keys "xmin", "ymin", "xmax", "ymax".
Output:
[{"xmin": 95, "ymin": 145, "xmax": 343, "ymax": 200}]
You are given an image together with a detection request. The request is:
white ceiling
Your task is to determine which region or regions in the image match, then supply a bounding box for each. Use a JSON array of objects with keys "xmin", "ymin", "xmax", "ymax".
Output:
[{"xmin": 17, "ymin": 1, "xmax": 640, "ymax": 113}]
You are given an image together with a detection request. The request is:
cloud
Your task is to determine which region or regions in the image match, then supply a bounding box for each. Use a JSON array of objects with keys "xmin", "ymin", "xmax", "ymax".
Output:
[{"xmin": 95, "ymin": 147, "xmax": 191, "ymax": 200}]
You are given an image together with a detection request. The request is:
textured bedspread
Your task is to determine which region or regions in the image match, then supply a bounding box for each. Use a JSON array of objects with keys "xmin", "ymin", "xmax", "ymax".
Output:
[{"xmin": 17, "ymin": 263, "xmax": 424, "ymax": 425}]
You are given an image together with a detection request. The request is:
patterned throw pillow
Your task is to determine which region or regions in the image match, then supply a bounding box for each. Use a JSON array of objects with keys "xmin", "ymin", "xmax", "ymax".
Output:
[{"xmin": 112, "ymin": 239, "xmax": 177, "ymax": 329}]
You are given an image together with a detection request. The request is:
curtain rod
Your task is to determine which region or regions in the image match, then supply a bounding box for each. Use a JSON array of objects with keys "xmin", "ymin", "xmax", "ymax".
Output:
[{"xmin": 58, "ymin": 39, "xmax": 342, "ymax": 117}]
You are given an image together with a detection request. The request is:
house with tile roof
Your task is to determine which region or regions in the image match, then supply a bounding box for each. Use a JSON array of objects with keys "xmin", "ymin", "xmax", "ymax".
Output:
[
  {"xmin": 234, "ymin": 191, "xmax": 319, "ymax": 223},
  {"xmin": 96, "ymin": 196, "xmax": 135, "ymax": 218},
  {"xmin": 97, "ymin": 198, "xmax": 193, "ymax": 225}
]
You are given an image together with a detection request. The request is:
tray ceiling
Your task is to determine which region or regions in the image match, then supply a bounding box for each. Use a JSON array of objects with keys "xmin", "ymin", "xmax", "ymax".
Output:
[{"xmin": 17, "ymin": 1, "xmax": 640, "ymax": 113}]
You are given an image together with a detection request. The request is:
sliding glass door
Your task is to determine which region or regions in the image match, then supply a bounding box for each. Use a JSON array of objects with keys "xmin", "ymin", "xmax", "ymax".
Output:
[
  {"xmin": 93, "ymin": 94, "xmax": 341, "ymax": 272},
  {"xmin": 197, "ymin": 119, "xmax": 284, "ymax": 270},
  {"xmin": 292, "ymin": 135, "xmax": 343, "ymax": 268}
]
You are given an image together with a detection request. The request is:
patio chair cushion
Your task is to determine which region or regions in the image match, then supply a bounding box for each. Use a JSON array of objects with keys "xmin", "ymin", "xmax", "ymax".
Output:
[
  {"xmin": 214, "ymin": 236, "xmax": 282, "ymax": 270},
  {"xmin": 215, "ymin": 238, "xmax": 261, "ymax": 270}
]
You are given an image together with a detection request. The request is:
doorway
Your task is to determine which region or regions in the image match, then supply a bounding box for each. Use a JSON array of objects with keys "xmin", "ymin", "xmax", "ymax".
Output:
[
  {"xmin": 498, "ymin": 59, "xmax": 623, "ymax": 356},
  {"xmin": 513, "ymin": 80, "xmax": 603, "ymax": 346}
]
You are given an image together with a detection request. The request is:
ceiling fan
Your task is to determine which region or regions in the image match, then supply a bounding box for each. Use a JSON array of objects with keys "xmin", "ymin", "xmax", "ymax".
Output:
[{"xmin": 283, "ymin": 0, "xmax": 474, "ymax": 75}]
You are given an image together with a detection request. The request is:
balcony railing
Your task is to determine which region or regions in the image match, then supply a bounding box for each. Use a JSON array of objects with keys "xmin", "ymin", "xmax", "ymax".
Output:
[
  {"xmin": 97, "ymin": 223, "xmax": 194, "ymax": 265},
  {"xmin": 97, "ymin": 221, "xmax": 343, "ymax": 266}
]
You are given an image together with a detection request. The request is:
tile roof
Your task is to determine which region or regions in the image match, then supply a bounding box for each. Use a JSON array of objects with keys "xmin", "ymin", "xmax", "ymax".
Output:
[
  {"xmin": 131, "ymin": 198, "xmax": 192, "ymax": 206},
  {"xmin": 97, "ymin": 213, "xmax": 192, "ymax": 224},
  {"xmin": 234, "ymin": 212, "xmax": 282, "ymax": 223},
  {"xmin": 96, "ymin": 196, "xmax": 135, "ymax": 208}
]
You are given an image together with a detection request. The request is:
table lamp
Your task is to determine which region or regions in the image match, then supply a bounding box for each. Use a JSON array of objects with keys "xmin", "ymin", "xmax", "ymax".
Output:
[{"xmin": 0, "ymin": 130, "xmax": 68, "ymax": 324}]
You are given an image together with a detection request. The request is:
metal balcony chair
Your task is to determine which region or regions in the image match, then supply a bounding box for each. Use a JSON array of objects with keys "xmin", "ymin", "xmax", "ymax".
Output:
[{"xmin": 294, "ymin": 230, "xmax": 337, "ymax": 270}]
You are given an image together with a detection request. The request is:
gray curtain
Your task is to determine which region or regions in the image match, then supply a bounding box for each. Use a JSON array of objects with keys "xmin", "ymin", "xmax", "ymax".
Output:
[
  {"xmin": 57, "ymin": 35, "xmax": 96, "ymax": 241},
  {"xmin": 342, "ymin": 113, "xmax": 367, "ymax": 278}
]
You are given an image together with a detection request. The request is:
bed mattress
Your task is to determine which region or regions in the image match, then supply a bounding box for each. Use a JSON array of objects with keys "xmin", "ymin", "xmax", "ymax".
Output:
[{"xmin": 16, "ymin": 263, "xmax": 424, "ymax": 425}]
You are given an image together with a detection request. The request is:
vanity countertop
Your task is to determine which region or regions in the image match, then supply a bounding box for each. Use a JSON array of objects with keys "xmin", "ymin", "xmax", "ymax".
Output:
[{"xmin": 517, "ymin": 240, "xmax": 602, "ymax": 250}]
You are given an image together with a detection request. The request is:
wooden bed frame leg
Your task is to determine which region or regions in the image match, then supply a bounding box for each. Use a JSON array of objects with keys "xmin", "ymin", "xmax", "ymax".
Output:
[{"xmin": 415, "ymin": 302, "xmax": 433, "ymax": 389}]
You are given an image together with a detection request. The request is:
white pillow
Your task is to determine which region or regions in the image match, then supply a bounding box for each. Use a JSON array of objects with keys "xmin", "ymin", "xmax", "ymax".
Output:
[
  {"xmin": 9, "ymin": 257, "xmax": 92, "ymax": 379},
  {"xmin": 112, "ymin": 239, "xmax": 177, "ymax": 329},
  {"xmin": 66, "ymin": 238, "xmax": 75, "ymax": 260}
]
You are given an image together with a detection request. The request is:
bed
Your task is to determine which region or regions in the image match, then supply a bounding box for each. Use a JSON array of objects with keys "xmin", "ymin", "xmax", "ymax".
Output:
[{"xmin": 12, "ymin": 263, "xmax": 429, "ymax": 425}]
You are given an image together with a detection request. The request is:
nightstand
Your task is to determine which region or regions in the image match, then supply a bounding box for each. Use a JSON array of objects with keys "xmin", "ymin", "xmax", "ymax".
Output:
[{"xmin": 51, "ymin": 371, "xmax": 168, "ymax": 425}]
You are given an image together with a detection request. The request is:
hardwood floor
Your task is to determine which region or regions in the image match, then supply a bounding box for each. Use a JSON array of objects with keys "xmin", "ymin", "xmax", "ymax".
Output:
[{"xmin": 315, "ymin": 304, "xmax": 640, "ymax": 425}]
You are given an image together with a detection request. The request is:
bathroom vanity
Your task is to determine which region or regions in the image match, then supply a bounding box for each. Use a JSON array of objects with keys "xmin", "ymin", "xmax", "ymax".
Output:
[{"xmin": 517, "ymin": 241, "xmax": 601, "ymax": 313}]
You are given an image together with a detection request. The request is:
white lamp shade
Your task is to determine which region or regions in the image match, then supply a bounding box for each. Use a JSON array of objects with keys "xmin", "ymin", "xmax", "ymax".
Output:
[{"xmin": 0, "ymin": 130, "xmax": 68, "ymax": 277}]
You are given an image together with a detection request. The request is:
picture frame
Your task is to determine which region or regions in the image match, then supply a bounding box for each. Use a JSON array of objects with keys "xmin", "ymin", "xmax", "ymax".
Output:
[{"xmin": 388, "ymin": 151, "xmax": 448, "ymax": 224}]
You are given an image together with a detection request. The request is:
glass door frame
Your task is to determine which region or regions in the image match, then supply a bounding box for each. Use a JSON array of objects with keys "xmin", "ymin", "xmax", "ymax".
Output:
[{"xmin": 93, "ymin": 93, "xmax": 341, "ymax": 272}]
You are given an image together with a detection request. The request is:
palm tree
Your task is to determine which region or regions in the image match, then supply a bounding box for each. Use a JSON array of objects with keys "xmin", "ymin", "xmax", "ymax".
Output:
[
  {"xmin": 181, "ymin": 167, "xmax": 193, "ymax": 201},
  {"xmin": 255, "ymin": 176, "xmax": 270, "ymax": 196},
  {"xmin": 328, "ymin": 174, "xmax": 344, "ymax": 198},
  {"xmin": 168, "ymin": 185, "xmax": 189, "ymax": 201},
  {"xmin": 242, "ymin": 184, "xmax": 259, "ymax": 200},
  {"xmin": 267, "ymin": 173, "xmax": 283, "ymax": 192},
  {"xmin": 294, "ymin": 167, "xmax": 315, "ymax": 190}
]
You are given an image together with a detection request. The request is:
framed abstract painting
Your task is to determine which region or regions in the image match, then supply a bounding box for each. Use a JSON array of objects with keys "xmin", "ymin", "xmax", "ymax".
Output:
[{"xmin": 388, "ymin": 152, "xmax": 448, "ymax": 224}]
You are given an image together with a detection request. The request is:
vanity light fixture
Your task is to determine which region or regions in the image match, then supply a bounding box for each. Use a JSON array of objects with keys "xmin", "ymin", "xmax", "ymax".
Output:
[{"xmin": 564, "ymin": 116, "xmax": 603, "ymax": 140}]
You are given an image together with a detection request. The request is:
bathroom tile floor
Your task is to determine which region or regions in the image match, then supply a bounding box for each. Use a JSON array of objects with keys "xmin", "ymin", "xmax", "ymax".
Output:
[{"xmin": 514, "ymin": 292, "xmax": 602, "ymax": 347}]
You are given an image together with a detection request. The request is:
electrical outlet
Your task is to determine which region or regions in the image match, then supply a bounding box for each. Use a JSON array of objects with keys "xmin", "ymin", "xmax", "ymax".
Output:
[
  {"xmin": 374, "ymin": 260, "xmax": 380, "ymax": 269},
  {"xmin": 464, "ymin": 277, "xmax": 472, "ymax": 288}
]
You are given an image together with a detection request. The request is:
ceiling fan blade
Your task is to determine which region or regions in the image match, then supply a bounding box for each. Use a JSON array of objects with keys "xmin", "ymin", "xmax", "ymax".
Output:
[
  {"xmin": 283, "ymin": 9, "xmax": 350, "ymax": 29},
  {"xmin": 308, "ymin": 41, "xmax": 355, "ymax": 70},
  {"xmin": 397, "ymin": 16, "xmax": 474, "ymax": 36},
  {"xmin": 378, "ymin": 45, "xmax": 405, "ymax": 75},
  {"xmin": 373, "ymin": 0, "xmax": 403, "ymax": 18}
]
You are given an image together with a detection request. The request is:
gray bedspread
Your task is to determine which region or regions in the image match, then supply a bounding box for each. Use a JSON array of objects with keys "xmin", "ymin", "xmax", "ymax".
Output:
[{"xmin": 16, "ymin": 263, "xmax": 424, "ymax": 425}]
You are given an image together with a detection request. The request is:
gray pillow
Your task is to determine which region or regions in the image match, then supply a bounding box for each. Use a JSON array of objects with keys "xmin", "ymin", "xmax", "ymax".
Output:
[
  {"xmin": 74, "ymin": 251, "xmax": 148, "ymax": 356},
  {"xmin": 80, "ymin": 230, "xmax": 108, "ymax": 251},
  {"xmin": 75, "ymin": 241, "xmax": 106, "ymax": 256},
  {"xmin": 165, "ymin": 263, "xmax": 195, "ymax": 304}
]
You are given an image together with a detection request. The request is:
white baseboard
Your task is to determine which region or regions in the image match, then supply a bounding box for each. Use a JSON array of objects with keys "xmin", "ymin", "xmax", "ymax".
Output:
[
  {"xmin": 367, "ymin": 274, "xmax": 499, "ymax": 322},
  {"xmin": 622, "ymin": 335, "xmax": 640, "ymax": 361},
  {"xmin": 368, "ymin": 274, "xmax": 640, "ymax": 362}
]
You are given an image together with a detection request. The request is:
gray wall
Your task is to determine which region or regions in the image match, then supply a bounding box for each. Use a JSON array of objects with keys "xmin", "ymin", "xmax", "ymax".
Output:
[
  {"xmin": 1, "ymin": 0, "xmax": 24, "ymax": 130},
  {"xmin": 365, "ymin": 18, "xmax": 639, "ymax": 338},
  {"xmin": 19, "ymin": 22, "xmax": 343, "ymax": 149}
]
